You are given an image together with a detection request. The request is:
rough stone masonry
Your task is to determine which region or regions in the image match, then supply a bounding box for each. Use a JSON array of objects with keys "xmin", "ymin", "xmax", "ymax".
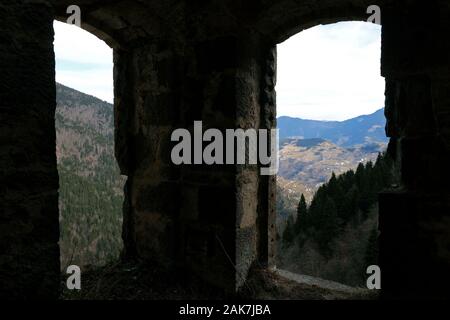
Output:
[{"xmin": 1, "ymin": 0, "xmax": 450, "ymax": 299}]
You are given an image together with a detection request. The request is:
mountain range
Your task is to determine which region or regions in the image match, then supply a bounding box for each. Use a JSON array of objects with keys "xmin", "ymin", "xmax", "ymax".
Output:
[
  {"xmin": 55, "ymin": 83, "xmax": 388, "ymax": 268},
  {"xmin": 278, "ymin": 109, "xmax": 388, "ymax": 147},
  {"xmin": 278, "ymin": 137, "xmax": 385, "ymax": 198},
  {"xmin": 276, "ymin": 109, "xmax": 387, "ymax": 221}
]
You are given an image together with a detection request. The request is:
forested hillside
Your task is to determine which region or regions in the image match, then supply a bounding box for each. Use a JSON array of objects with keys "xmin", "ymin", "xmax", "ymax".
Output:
[
  {"xmin": 278, "ymin": 153, "xmax": 395, "ymax": 286},
  {"xmin": 56, "ymin": 83, "xmax": 125, "ymax": 270},
  {"xmin": 276, "ymin": 136, "xmax": 386, "ymax": 236},
  {"xmin": 55, "ymin": 82, "xmax": 391, "ymax": 285}
]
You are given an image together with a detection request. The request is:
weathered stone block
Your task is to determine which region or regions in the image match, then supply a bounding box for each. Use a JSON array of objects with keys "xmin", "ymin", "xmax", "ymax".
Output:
[
  {"xmin": 195, "ymin": 37, "xmax": 238, "ymax": 73},
  {"xmin": 379, "ymin": 191, "xmax": 450, "ymax": 299},
  {"xmin": 198, "ymin": 185, "xmax": 236, "ymax": 226}
]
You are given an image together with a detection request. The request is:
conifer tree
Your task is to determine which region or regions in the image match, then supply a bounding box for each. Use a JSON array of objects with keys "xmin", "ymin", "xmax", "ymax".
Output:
[
  {"xmin": 295, "ymin": 194, "xmax": 307, "ymax": 234},
  {"xmin": 364, "ymin": 227, "xmax": 379, "ymax": 267},
  {"xmin": 282, "ymin": 216, "xmax": 295, "ymax": 246},
  {"xmin": 315, "ymin": 196, "xmax": 339, "ymax": 257}
]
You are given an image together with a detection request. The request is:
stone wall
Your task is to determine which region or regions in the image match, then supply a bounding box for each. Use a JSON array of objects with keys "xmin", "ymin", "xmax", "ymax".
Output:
[
  {"xmin": 379, "ymin": 0, "xmax": 450, "ymax": 299},
  {"xmin": 113, "ymin": 31, "xmax": 277, "ymax": 291},
  {"xmin": 1, "ymin": 0, "xmax": 450, "ymax": 299},
  {"xmin": 0, "ymin": 0, "xmax": 59, "ymax": 299}
]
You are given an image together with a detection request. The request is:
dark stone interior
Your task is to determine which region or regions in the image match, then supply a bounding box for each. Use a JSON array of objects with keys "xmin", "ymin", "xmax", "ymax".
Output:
[{"xmin": 1, "ymin": 0, "xmax": 450, "ymax": 299}]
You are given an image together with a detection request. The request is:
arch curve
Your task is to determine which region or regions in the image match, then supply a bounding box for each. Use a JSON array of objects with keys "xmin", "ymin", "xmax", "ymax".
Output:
[
  {"xmin": 51, "ymin": 0, "xmax": 176, "ymax": 49},
  {"xmin": 54, "ymin": 16, "xmax": 120, "ymax": 49},
  {"xmin": 254, "ymin": 0, "xmax": 387, "ymax": 44}
]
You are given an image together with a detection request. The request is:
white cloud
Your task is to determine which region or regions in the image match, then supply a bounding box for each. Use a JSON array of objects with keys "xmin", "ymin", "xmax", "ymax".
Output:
[
  {"xmin": 54, "ymin": 21, "xmax": 113, "ymax": 103},
  {"xmin": 53, "ymin": 20, "xmax": 384, "ymax": 118},
  {"xmin": 276, "ymin": 21, "xmax": 384, "ymax": 121}
]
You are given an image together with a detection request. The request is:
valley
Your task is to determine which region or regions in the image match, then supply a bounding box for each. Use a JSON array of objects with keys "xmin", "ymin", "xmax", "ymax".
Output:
[{"xmin": 55, "ymin": 83, "xmax": 388, "ymax": 289}]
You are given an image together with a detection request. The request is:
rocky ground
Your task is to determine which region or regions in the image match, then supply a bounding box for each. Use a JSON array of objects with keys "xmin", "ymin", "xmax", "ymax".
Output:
[{"xmin": 61, "ymin": 260, "xmax": 378, "ymax": 300}]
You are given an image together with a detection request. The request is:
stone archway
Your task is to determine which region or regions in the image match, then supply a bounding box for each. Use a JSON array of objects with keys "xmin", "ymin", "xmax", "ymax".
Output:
[
  {"xmin": 250, "ymin": 0, "xmax": 450, "ymax": 299},
  {"xmin": 1, "ymin": 0, "xmax": 450, "ymax": 299},
  {"xmin": 239, "ymin": 2, "xmax": 389, "ymax": 286},
  {"xmin": 253, "ymin": 0, "xmax": 387, "ymax": 43}
]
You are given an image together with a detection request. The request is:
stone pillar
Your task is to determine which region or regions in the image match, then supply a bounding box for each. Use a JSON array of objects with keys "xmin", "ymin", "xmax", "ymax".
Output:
[
  {"xmin": 258, "ymin": 46, "xmax": 278, "ymax": 271},
  {"xmin": 0, "ymin": 1, "xmax": 60, "ymax": 299},
  {"xmin": 115, "ymin": 31, "xmax": 277, "ymax": 292},
  {"xmin": 380, "ymin": 0, "xmax": 450, "ymax": 299},
  {"xmin": 233, "ymin": 34, "xmax": 278, "ymax": 289},
  {"xmin": 114, "ymin": 41, "xmax": 184, "ymax": 267},
  {"xmin": 186, "ymin": 33, "xmax": 277, "ymax": 291}
]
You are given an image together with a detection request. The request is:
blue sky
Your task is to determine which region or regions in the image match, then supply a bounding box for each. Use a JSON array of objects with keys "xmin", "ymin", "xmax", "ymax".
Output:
[
  {"xmin": 54, "ymin": 21, "xmax": 113, "ymax": 103},
  {"xmin": 54, "ymin": 20, "xmax": 384, "ymax": 121},
  {"xmin": 277, "ymin": 21, "xmax": 384, "ymax": 121}
]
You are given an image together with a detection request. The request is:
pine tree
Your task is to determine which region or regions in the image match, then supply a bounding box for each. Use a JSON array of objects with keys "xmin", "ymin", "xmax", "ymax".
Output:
[
  {"xmin": 327, "ymin": 172, "xmax": 338, "ymax": 193},
  {"xmin": 315, "ymin": 196, "xmax": 339, "ymax": 258},
  {"xmin": 282, "ymin": 216, "xmax": 295, "ymax": 246},
  {"xmin": 364, "ymin": 227, "xmax": 379, "ymax": 267},
  {"xmin": 295, "ymin": 194, "xmax": 307, "ymax": 234}
]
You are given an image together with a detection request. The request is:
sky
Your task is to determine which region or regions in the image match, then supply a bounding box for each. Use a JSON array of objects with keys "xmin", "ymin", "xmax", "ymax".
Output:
[
  {"xmin": 54, "ymin": 20, "xmax": 384, "ymax": 121},
  {"xmin": 54, "ymin": 21, "xmax": 113, "ymax": 103},
  {"xmin": 277, "ymin": 21, "xmax": 384, "ymax": 121}
]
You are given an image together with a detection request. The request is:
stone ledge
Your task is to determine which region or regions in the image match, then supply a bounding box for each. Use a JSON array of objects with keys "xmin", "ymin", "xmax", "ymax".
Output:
[{"xmin": 240, "ymin": 267, "xmax": 378, "ymax": 300}]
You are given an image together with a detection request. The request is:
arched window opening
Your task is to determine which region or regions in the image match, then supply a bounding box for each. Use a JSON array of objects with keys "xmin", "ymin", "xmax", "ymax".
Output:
[
  {"xmin": 54, "ymin": 21, "xmax": 125, "ymax": 270},
  {"xmin": 276, "ymin": 21, "xmax": 391, "ymax": 289}
]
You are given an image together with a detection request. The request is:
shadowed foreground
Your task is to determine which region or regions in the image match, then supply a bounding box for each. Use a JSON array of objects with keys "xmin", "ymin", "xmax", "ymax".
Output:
[{"xmin": 61, "ymin": 261, "xmax": 377, "ymax": 300}]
